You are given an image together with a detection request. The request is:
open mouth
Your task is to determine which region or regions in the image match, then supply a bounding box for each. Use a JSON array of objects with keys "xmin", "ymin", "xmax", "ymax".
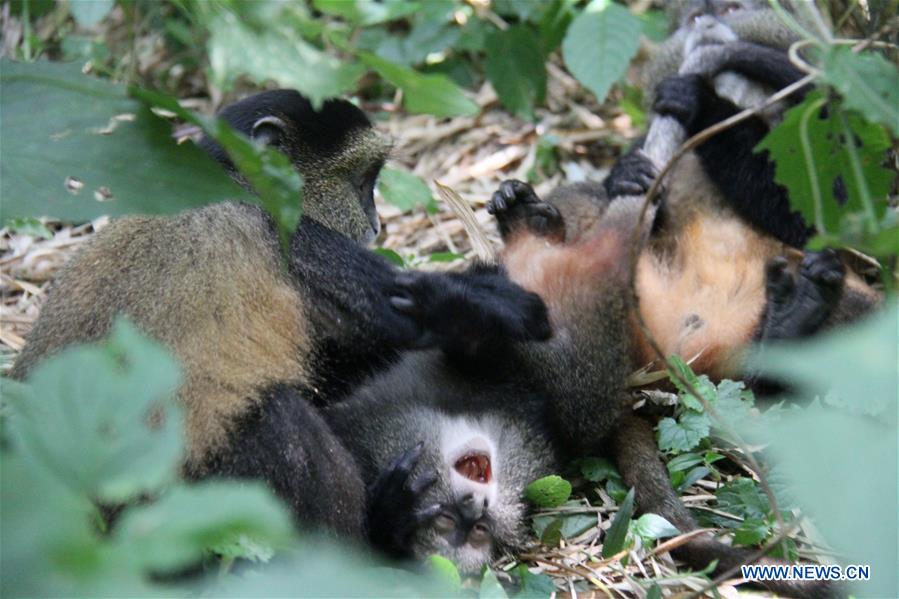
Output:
[{"xmin": 454, "ymin": 452, "xmax": 492, "ymax": 483}]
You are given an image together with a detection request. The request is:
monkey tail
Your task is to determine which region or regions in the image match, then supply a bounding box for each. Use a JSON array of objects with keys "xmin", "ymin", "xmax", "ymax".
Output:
[{"xmin": 612, "ymin": 413, "xmax": 843, "ymax": 598}]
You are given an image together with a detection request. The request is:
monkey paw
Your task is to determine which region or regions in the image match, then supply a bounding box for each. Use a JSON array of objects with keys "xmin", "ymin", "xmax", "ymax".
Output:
[
  {"xmin": 487, "ymin": 179, "xmax": 564, "ymax": 241},
  {"xmin": 604, "ymin": 150, "xmax": 659, "ymax": 199},
  {"xmin": 367, "ymin": 442, "xmax": 441, "ymax": 559},
  {"xmin": 761, "ymin": 250, "xmax": 845, "ymax": 341},
  {"xmin": 389, "ymin": 267, "xmax": 552, "ymax": 356},
  {"xmin": 653, "ymin": 74, "xmax": 710, "ymax": 133}
]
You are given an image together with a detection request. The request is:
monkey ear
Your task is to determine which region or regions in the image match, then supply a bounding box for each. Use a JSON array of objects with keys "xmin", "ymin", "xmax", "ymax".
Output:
[{"xmin": 251, "ymin": 116, "xmax": 287, "ymax": 147}]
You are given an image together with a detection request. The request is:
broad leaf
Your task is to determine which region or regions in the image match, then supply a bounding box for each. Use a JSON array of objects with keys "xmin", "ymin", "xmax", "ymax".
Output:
[
  {"xmin": 378, "ymin": 166, "xmax": 437, "ymax": 213},
  {"xmin": 631, "ymin": 513, "xmax": 680, "ymax": 542},
  {"xmin": 485, "ymin": 25, "xmax": 546, "ymax": 121},
  {"xmin": 657, "ymin": 412, "xmax": 710, "ymax": 453},
  {"xmin": 360, "ymin": 53, "xmax": 479, "ymax": 118},
  {"xmin": 428, "ymin": 555, "xmax": 461, "ymax": 589},
  {"xmin": 756, "ymin": 92, "xmax": 893, "ymax": 238},
  {"xmin": 561, "ymin": 0, "xmax": 641, "ymax": 103},
  {"xmin": 577, "ymin": 456, "xmax": 620, "ymax": 482},
  {"xmin": 516, "ymin": 565, "xmax": 555, "ymax": 598},
  {"xmin": 5, "ymin": 318, "xmax": 182, "ymax": 503},
  {"xmin": 313, "ymin": 0, "xmax": 420, "ymax": 26},
  {"xmin": 0, "ymin": 60, "xmax": 250, "ymax": 221},
  {"xmin": 525, "ymin": 475, "xmax": 572, "ymax": 508},
  {"xmin": 479, "ymin": 569, "xmax": 509, "ymax": 599},
  {"xmin": 207, "ymin": 12, "xmax": 364, "ymax": 108},
  {"xmin": 114, "ymin": 481, "xmax": 293, "ymax": 573},
  {"xmin": 821, "ymin": 46, "xmax": 899, "ymax": 137}
]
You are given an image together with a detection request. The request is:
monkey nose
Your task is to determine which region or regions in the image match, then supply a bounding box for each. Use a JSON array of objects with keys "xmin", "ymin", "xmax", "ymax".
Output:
[{"xmin": 458, "ymin": 494, "xmax": 485, "ymax": 523}]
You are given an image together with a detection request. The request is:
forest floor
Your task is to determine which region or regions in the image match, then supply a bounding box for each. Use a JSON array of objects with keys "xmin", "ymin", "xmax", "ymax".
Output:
[{"xmin": 0, "ymin": 69, "xmax": 807, "ymax": 597}]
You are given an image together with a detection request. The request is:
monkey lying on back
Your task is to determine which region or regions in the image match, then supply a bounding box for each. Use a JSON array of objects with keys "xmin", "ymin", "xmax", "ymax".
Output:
[
  {"xmin": 10, "ymin": 90, "xmax": 551, "ymax": 540},
  {"xmin": 325, "ymin": 181, "xmax": 836, "ymax": 597},
  {"xmin": 500, "ymin": 0, "xmax": 881, "ymax": 382}
]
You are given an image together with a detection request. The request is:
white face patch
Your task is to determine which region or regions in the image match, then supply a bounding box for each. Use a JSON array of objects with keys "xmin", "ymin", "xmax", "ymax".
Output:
[
  {"xmin": 684, "ymin": 15, "xmax": 739, "ymax": 55},
  {"xmin": 438, "ymin": 415, "xmax": 500, "ymax": 514}
]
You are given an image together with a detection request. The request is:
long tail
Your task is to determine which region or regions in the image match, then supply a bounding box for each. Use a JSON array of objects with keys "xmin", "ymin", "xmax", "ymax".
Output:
[{"xmin": 612, "ymin": 413, "xmax": 842, "ymax": 598}]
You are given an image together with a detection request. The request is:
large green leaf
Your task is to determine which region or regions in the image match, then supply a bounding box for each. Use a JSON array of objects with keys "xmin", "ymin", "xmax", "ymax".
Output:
[
  {"xmin": 821, "ymin": 46, "xmax": 899, "ymax": 137},
  {"xmin": 756, "ymin": 92, "xmax": 893, "ymax": 237},
  {"xmin": 561, "ymin": 0, "xmax": 641, "ymax": 103},
  {"xmin": 525, "ymin": 475, "xmax": 572, "ymax": 508},
  {"xmin": 113, "ymin": 481, "xmax": 294, "ymax": 573},
  {"xmin": 0, "ymin": 59, "xmax": 251, "ymax": 221},
  {"xmin": 602, "ymin": 487, "xmax": 635, "ymax": 557},
  {"xmin": 360, "ymin": 52, "xmax": 479, "ymax": 118},
  {"xmin": 5, "ymin": 318, "xmax": 183, "ymax": 503},
  {"xmin": 747, "ymin": 306, "xmax": 897, "ymax": 598},
  {"xmin": 207, "ymin": 12, "xmax": 364, "ymax": 107},
  {"xmin": 485, "ymin": 25, "xmax": 546, "ymax": 121}
]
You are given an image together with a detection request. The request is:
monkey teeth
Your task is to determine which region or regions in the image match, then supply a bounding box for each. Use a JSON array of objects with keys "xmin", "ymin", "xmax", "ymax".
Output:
[{"xmin": 454, "ymin": 452, "xmax": 492, "ymax": 483}]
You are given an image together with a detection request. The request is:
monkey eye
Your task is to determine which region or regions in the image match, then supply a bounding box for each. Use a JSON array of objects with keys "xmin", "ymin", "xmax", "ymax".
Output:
[
  {"xmin": 718, "ymin": 2, "xmax": 744, "ymax": 15},
  {"xmin": 687, "ymin": 9, "xmax": 705, "ymax": 24},
  {"xmin": 468, "ymin": 522, "xmax": 491, "ymax": 546},
  {"xmin": 434, "ymin": 512, "xmax": 457, "ymax": 533}
]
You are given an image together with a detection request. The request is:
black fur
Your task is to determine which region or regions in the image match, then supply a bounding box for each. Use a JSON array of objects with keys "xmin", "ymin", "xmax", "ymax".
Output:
[
  {"xmin": 193, "ymin": 384, "xmax": 367, "ymax": 539},
  {"xmin": 651, "ymin": 48, "xmax": 813, "ymax": 247},
  {"xmin": 488, "ymin": 179, "xmax": 565, "ymax": 240},
  {"xmin": 198, "ymin": 90, "xmax": 372, "ymax": 166}
]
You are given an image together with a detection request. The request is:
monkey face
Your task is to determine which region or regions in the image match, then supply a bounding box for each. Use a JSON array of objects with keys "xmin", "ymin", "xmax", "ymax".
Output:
[{"xmin": 407, "ymin": 415, "xmax": 531, "ymax": 575}]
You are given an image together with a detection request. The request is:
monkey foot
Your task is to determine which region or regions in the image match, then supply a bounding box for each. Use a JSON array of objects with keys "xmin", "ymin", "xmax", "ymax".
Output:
[
  {"xmin": 604, "ymin": 150, "xmax": 660, "ymax": 199},
  {"xmin": 761, "ymin": 250, "xmax": 845, "ymax": 340},
  {"xmin": 488, "ymin": 179, "xmax": 564, "ymax": 241}
]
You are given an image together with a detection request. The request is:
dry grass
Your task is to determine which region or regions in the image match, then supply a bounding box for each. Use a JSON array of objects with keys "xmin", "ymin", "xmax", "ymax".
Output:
[{"xmin": 0, "ymin": 70, "xmax": 821, "ymax": 597}]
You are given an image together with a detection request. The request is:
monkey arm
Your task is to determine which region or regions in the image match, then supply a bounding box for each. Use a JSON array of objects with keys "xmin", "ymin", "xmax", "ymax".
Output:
[{"xmin": 653, "ymin": 74, "xmax": 811, "ymax": 247}]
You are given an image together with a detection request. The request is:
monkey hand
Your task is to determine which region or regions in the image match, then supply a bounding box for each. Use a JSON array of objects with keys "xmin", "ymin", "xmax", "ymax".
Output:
[
  {"xmin": 652, "ymin": 74, "xmax": 713, "ymax": 134},
  {"xmin": 604, "ymin": 150, "xmax": 659, "ymax": 199},
  {"xmin": 760, "ymin": 250, "xmax": 845, "ymax": 341},
  {"xmin": 367, "ymin": 442, "xmax": 441, "ymax": 559},
  {"xmin": 487, "ymin": 179, "xmax": 564, "ymax": 241},
  {"xmin": 389, "ymin": 266, "xmax": 552, "ymax": 357}
]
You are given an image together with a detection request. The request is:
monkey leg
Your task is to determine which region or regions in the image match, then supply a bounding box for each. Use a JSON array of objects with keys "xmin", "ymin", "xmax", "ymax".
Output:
[
  {"xmin": 612, "ymin": 412, "xmax": 842, "ymax": 598},
  {"xmin": 191, "ymin": 384, "xmax": 367, "ymax": 539}
]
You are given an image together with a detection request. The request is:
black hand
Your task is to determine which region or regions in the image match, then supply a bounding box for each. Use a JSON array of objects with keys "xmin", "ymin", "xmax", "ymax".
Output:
[
  {"xmin": 760, "ymin": 250, "xmax": 845, "ymax": 341},
  {"xmin": 367, "ymin": 442, "xmax": 440, "ymax": 559},
  {"xmin": 389, "ymin": 265, "xmax": 552, "ymax": 357}
]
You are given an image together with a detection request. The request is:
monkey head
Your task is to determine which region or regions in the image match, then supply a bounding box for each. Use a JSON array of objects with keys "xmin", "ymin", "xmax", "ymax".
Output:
[{"xmin": 199, "ymin": 90, "xmax": 391, "ymax": 244}]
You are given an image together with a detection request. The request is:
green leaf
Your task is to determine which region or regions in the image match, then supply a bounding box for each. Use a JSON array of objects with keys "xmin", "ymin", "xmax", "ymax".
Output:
[
  {"xmin": 377, "ymin": 166, "xmax": 437, "ymax": 213},
  {"xmin": 360, "ymin": 52, "xmax": 479, "ymax": 118},
  {"xmin": 210, "ymin": 534, "xmax": 275, "ymax": 563},
  {"xmin": 69, "ymin": 0, "xmax": 114, "ymax": 27},
  {"xmin": 373, "ymin": 247, "xmax": 407, "ymax": 268},
  {"xmin": 537, "ymin": 0, "xmax": 576, "ymax": 53},
  {"xmin": 525, "ymin": 475, "xmax": 572, "ymax": 507},
  {"xmin": 732, "ymin": 517, "xmax": 771, "ymax": 546},
  {"xmin": 5, "ymin": 216, "xmax": 52, "ymax": 239},
  {"xmin": 113, "ymin": 481, "xmax": 293, "ymax": 573},
  {"xmin": 577, "ymin": 456, "xmax": 620, "ymax": 482},
  {"xmin": 748, "ymin": 304, "xmax": 897, "ymax": 416},
  {"xmin": 313, "ymin": 0, "xmax": 420, "ymax": 26},
  {"xmin": 428, "ymin": 251, "xmax": 464, "ymax": 263},
  {"xmin": 602, "ymin": 487, "xmax": 635, "ymax": 558},
  {"xmin": 561, "ymin": 0, "xmax": 641, "ymax": 103},
  {"xmin": 479, "ymin": 569, "xmax": 509, "ymax": 599},
  {"xmin": 756, "ymin": 92, "xmax": 893, "ymax": 237},
  {"xmin": 516, "ymin": 564, "xmax": 555, "ymax": 598},
  {"xmin": 6, "ymin": 318, "xmax": 182, "ymax": 503},
  {"xmin": 666, "ymin": 452, "xmax": 703, "ymax": 474},
  {"xmin": 130, "ymin": 87, "xmax": 303, "ymax": 248},
  {"xmin": 657, "ymin": 412, "xmax": 710, "ymax": 453},
  {"xmin": 676, "ymin": 466, "xmax": 710, "ymax": 492},
  {"xmin": 631, "ymin": 513, "xmax": 680, "ymax": 542},
  {"xmin": 428, "ymin": 555, "xmax": 462, "ymax": 589},
  {"xmin": 485, "ymin": 25, "xmax": 546, "ymax": 121},
  {"xmin": 0, "ymin": 60, "xmax": 251, "ymax": 222},
  {"xmin": 821, "ymin": 46, "xmax": 899, "ymax": 137},
  {"xmin": 715, "ymin": 478, "xmax": 770, "ymax": 522},
  {"xmin": 533, "ymin": 516, "xmax": 563, "ymax": 545},
  {"xmin": 207, "ymin": 12, "xmax": 364, "ymax": 108}
]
